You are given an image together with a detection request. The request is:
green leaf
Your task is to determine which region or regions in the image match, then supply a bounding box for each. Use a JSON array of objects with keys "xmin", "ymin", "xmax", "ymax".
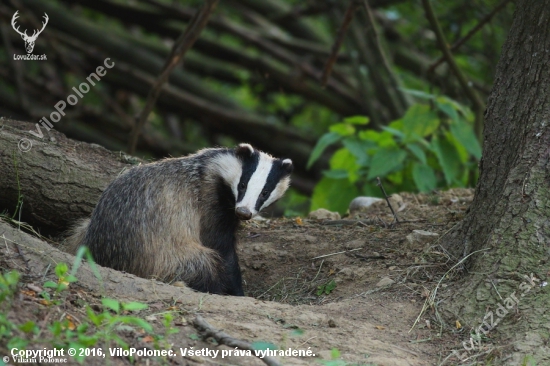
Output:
[
  {"xmin": 412, "ymin": 163, "xmax": 437, "ymax": 192},
  {"xmin": 358, "ymin": 130, "xmax": 381, "ymax": 142},
  {"xmin": 331, "ymin": 348, "xmax": 341, "ymax": 359},
  {"xmin": 7, "ymin": 337, "xmax": 28, "ymax": 350},
  {"xmin": 382, "ymin": 126, "xmax": 405, "ymax": 140},
  {"xmin": 343, "ymin": 115, "xmax": 369, "ymax": 125},
  {"xmin": 19, "ymin": 321, "xmax": 37, "ymax": 333},
  {"xmin": 307, "ymin": 132, "xmax": 341, "ymax": 169},
  {"xmin": 406, "ymin": 143, "xmax": 427, "ymax": 164},
  {"xmin": 324, "ymin": 279, "xmax": 336, "ymax": 294},
  {"xmin": 431, "ymin": 136, "xmax": 462, "ymax": 185},
  {"xmin": 55, "ymin": 263, "xmax": 69, "ymax": 278},
  {"xmin": 342, "ymin": 138, "xmax": 370, "ymax": 167},
  {"xmin": 450, "ymin": 121, "xmax": 482, "ymax": 159},
  {"xmin": 86, "ymin": 306, "xmax": 103, "ymax": 326},
  {"xmin": 329, "ymin": 123, "xmax": 355, "ymax": 136},
  {"xmin": 323, "ymin": 170, "xmax": 349, "ymax": 179},
  {"xmin": 65, "ymin": 275, "xmax": 78, "ymax": 283},
  {"xmin": 43, "ymin": 281, "xmax": 58, "ymax": 288},
  {"xmin": 399, "ymin": 88, "xmax": 435, "ymax": 99},
  {"xmin": 68, "ymin": 343, "xmax": 86, "ymax": 363},
  {"xmin": 118, "ymin": 316, "xmax": 153, "ymax": 332},
  {"xmin": 435, "ymin": 97, "xmax": 459, "ymax": 122},
  {"xmin": 101, "ymin": 298, "xmax": 120, "ymax": 313},
  {"xmin": 251, "ymin": 341, "xmax": 278, "ymax": 351},
  {"xmin": 367, "ymin": 147, "xmax": 407, "ymax": 180},
  {"xmin": 290, "ymin": 328, "xmax": 305, "ymax": 336},
  {"xmin": 329, "ymin": 148, "xmax": 360, "ymax": 183},
  {"xmin": 189, "ymin": 333, "xmax": 200, "ymax": 340},
  {"xmin": 122, "ymin": 302, "xmax": 148, "ymax": 312},
  {"xmin": 310, "ymin": 177, "xmax": 359, "ymax": 215},
  {"xmin": 402, "ymin": 104, "xmax": 440, "ymax": 141}
]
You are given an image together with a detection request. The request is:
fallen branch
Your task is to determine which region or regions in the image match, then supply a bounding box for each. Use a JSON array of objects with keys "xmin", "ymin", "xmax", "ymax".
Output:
[
  {"xmin": 193, "ymin": 315, "xmax": 282, "ymax": 366},
  {"xmin": 311, "ymin": 248, "xmax": 363, "ymax": 260},
  {"xmin": 428, "ymin": 0, "xmax": 512, "ymax": 72},
  {"xmin": 421, "ymin": 0, "xmax": 485, "ymax": 139},
  {"xmin": 127, "ymin": 0, "xmax": 219, "ymax": 154},
  {"xmin": 321, "ymin": 0, "xmax": 360, "ymax": 87}
]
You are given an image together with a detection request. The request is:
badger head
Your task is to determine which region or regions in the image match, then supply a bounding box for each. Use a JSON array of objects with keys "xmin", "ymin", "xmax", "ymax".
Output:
[{"xmin": 222, "ymin": 143, "xmax": 293, "ymax": 220}]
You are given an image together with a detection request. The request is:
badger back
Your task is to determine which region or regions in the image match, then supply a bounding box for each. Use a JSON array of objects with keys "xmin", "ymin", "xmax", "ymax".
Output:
[{"xmin": 207, "ymin": 143, "xmax": 293, "ymax": 220}]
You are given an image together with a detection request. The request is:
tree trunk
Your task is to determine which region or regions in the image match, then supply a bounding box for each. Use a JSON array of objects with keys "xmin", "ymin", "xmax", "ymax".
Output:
[
  {"xmin": 0, "ymin": 119, "xmax": 137, "ymax": 234},
  {"xmin": 441, "ymin": 1, "xmax": 550, "ymax": 364}
]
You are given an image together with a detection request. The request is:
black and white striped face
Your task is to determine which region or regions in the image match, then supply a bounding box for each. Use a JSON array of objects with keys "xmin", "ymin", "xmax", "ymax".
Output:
[{"xmin": 214, "ymin": 143, "xmax": 293, "ymax": 220}]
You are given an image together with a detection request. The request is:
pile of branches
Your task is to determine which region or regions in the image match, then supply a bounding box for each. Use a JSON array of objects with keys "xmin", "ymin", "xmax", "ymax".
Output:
[{"xmin": 0, "ymin": 0, "xmax": 512, "ymax": 193}]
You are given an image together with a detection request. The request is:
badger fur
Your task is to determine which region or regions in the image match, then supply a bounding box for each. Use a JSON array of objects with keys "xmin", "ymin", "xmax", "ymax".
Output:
[{"xmin": 67, "ymin": 143, "xmax": 293, "ymax": 296}]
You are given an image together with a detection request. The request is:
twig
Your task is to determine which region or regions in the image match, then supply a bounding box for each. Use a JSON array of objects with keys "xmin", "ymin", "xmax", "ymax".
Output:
[
  {"xmin": 409, "ymin": 248, "xmax": 490, "ymax": 333},
  {"xmin": 321, "ymin": 219, "xmax": 378, "ymax": 226},
  {"xmin": 193, "ymin": 315, "xmax": 282, "ymax": 366},
  {"xmin": 127, "ymin": 0, "xmax": 219, "ymax": 154},
  {"xmin": 320, "ymin": 0, "xmax": 360, "ymax": 87},
  {"xmin": 428, "ymin": 0, "xmax": 512, "ymax": 72},
  {"xmin": 362, "ymin": 0, "xmax": 409, "ymax": 111},
  {"xmin": 376, "ymin": 177, "xmax": 399, "ymax": 223},
  {"xmin": 352, "ymin": 254, "xmax": 386, "ymax": 261},
  {"xmin": 421, "ymin": 0, "xmax": 485, "ymax": 139},
  {"xmin": 311, "ymin": 248, "xmax": 362, "ymax": 260}
]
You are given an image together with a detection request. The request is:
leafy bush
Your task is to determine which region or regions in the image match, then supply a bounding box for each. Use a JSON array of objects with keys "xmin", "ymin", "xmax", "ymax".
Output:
[{"xmin": 308, "ymin": 90, "xmax": 481, "ymax": 214}]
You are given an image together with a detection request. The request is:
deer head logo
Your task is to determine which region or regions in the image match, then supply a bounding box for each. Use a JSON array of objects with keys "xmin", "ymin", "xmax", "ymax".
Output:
[{"xmin": 11, "ymin": 11, "xmax": 49, "ymax": 54}]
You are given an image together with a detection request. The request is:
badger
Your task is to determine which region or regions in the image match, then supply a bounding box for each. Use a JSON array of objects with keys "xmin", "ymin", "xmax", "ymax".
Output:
[{"xmin": 67, "ymin": 143, "xmax": 293, "ymax": 296}]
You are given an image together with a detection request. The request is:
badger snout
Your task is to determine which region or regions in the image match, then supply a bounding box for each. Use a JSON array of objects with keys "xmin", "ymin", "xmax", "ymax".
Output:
[{"xmin": 235, "ymin": 207, "xmax": 253, "ymax": 220}]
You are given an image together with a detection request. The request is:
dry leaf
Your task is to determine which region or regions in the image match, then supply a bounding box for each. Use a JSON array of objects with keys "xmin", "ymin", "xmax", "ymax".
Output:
[
  {"xmin": 375, "ymin": 325, "xmax": 385, "ymax": 330},
  {"xmin": 21, "ymin": 290, "xmax": 36, "ymax": 297},
  {"xmin": 455, "ymin": 320, "xmax": 462, "ymax": 329},
  {"xmin": 142, "ymin": 335, "xmax": 154, "ymax": 343},
  {"xmin": 295, "ymin": 217, "xmax": 303, "ymax": 225}
]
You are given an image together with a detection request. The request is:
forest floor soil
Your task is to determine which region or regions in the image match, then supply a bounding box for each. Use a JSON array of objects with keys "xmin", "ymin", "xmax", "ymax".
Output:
[{"xmin": 1, "ymin": 189, "xmax": 478, "ymax": 366}]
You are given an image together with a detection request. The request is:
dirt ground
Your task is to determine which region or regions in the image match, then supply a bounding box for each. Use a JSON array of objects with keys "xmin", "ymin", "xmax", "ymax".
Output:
[{"xmin": 0, "ymin": 189, "xmax": 476, "ymax": 366}]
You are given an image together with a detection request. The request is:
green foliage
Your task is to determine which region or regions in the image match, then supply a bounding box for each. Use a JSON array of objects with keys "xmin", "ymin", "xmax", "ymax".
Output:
[
  {"xmin": 316, "ymin": 280, "xmax": 336, "ymax": 296},
  {"xmin": 251, "ymin": 341, "xmax": 278, "ymax": 351},
  {"xmin": 0, "ymin": 255, "xmax": 179, "ymax": 364},
  {"xmin": 309, "ymin": 93, "xmax": 481, "ymax": 213}
]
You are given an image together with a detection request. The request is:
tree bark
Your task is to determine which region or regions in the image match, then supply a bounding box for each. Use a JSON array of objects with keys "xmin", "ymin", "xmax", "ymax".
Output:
[
  {"xmin": 441, "ymin": 1, "xmax": 550, "ymax": 364},
  {"xmin": 0, "ymin": 119, "xmax": 138, "ymax": 234}
]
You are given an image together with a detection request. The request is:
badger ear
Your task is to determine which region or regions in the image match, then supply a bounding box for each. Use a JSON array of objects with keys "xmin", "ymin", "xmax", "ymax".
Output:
[
  {"xmin": 281, "ymin": 158, "xmax": 293, "ymax": 174},
  {"xmin": 236, "ymin": 143, "xmax": 254, "ymax": 158}
]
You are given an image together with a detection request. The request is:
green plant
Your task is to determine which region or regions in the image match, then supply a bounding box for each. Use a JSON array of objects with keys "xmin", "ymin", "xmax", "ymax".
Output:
[
  {"xmin": 308, "ymin": 91, "xmax": 481, "ymax": 214},
  {"xmin": 0, "ymin": 255, "xmax": 160, "ymax": 364},
  {"xmin": 316, "ymin": 280, "xmax": 336, "ymax": 296}
]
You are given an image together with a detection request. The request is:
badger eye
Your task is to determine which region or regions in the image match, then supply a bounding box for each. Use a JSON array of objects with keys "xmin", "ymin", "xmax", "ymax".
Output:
[
  {"xmin": 261, "ymin": 190, "xmax": 269, "ymax": 197},
  {"xmin": 239, "ymin": 182, "xmax": 246, "ymax": 190}
]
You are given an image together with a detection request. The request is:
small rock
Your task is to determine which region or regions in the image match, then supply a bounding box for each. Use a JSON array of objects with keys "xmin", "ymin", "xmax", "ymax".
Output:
[
  {"xmin": 172, "ymin": 281, "xmax": 186, "ymax": 288},
  {"xmin": 388, "ymin": 266, "xmax": 397, "ymax": 270},
  {"xmin": 328, "ymin": 319, "xmax": 337, "ymax": 328},
  {"xmin": 349, "ymin": 196, "xmax": 383, "ymax": 213},
  {"xmin": 376, "ymin": 277, "xmax": 395, "ymax": 287},
  {"xmin": 406, "ymin": 230, "xmax": 439, "ymax": 245},
  {"xmin": 344, "ymin": 239, "xmax": 365, "ymax": 249},
  {"xmin": 308, "ymin": 208, "xmax": 341, "ymax": 220},
  {"xmin": 27, "ymin": 284, "xmax": 43, "ymax": 293},
  {"xmin": 388, "ymin": 194, "xmax": 404, "ymax": 209}
]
